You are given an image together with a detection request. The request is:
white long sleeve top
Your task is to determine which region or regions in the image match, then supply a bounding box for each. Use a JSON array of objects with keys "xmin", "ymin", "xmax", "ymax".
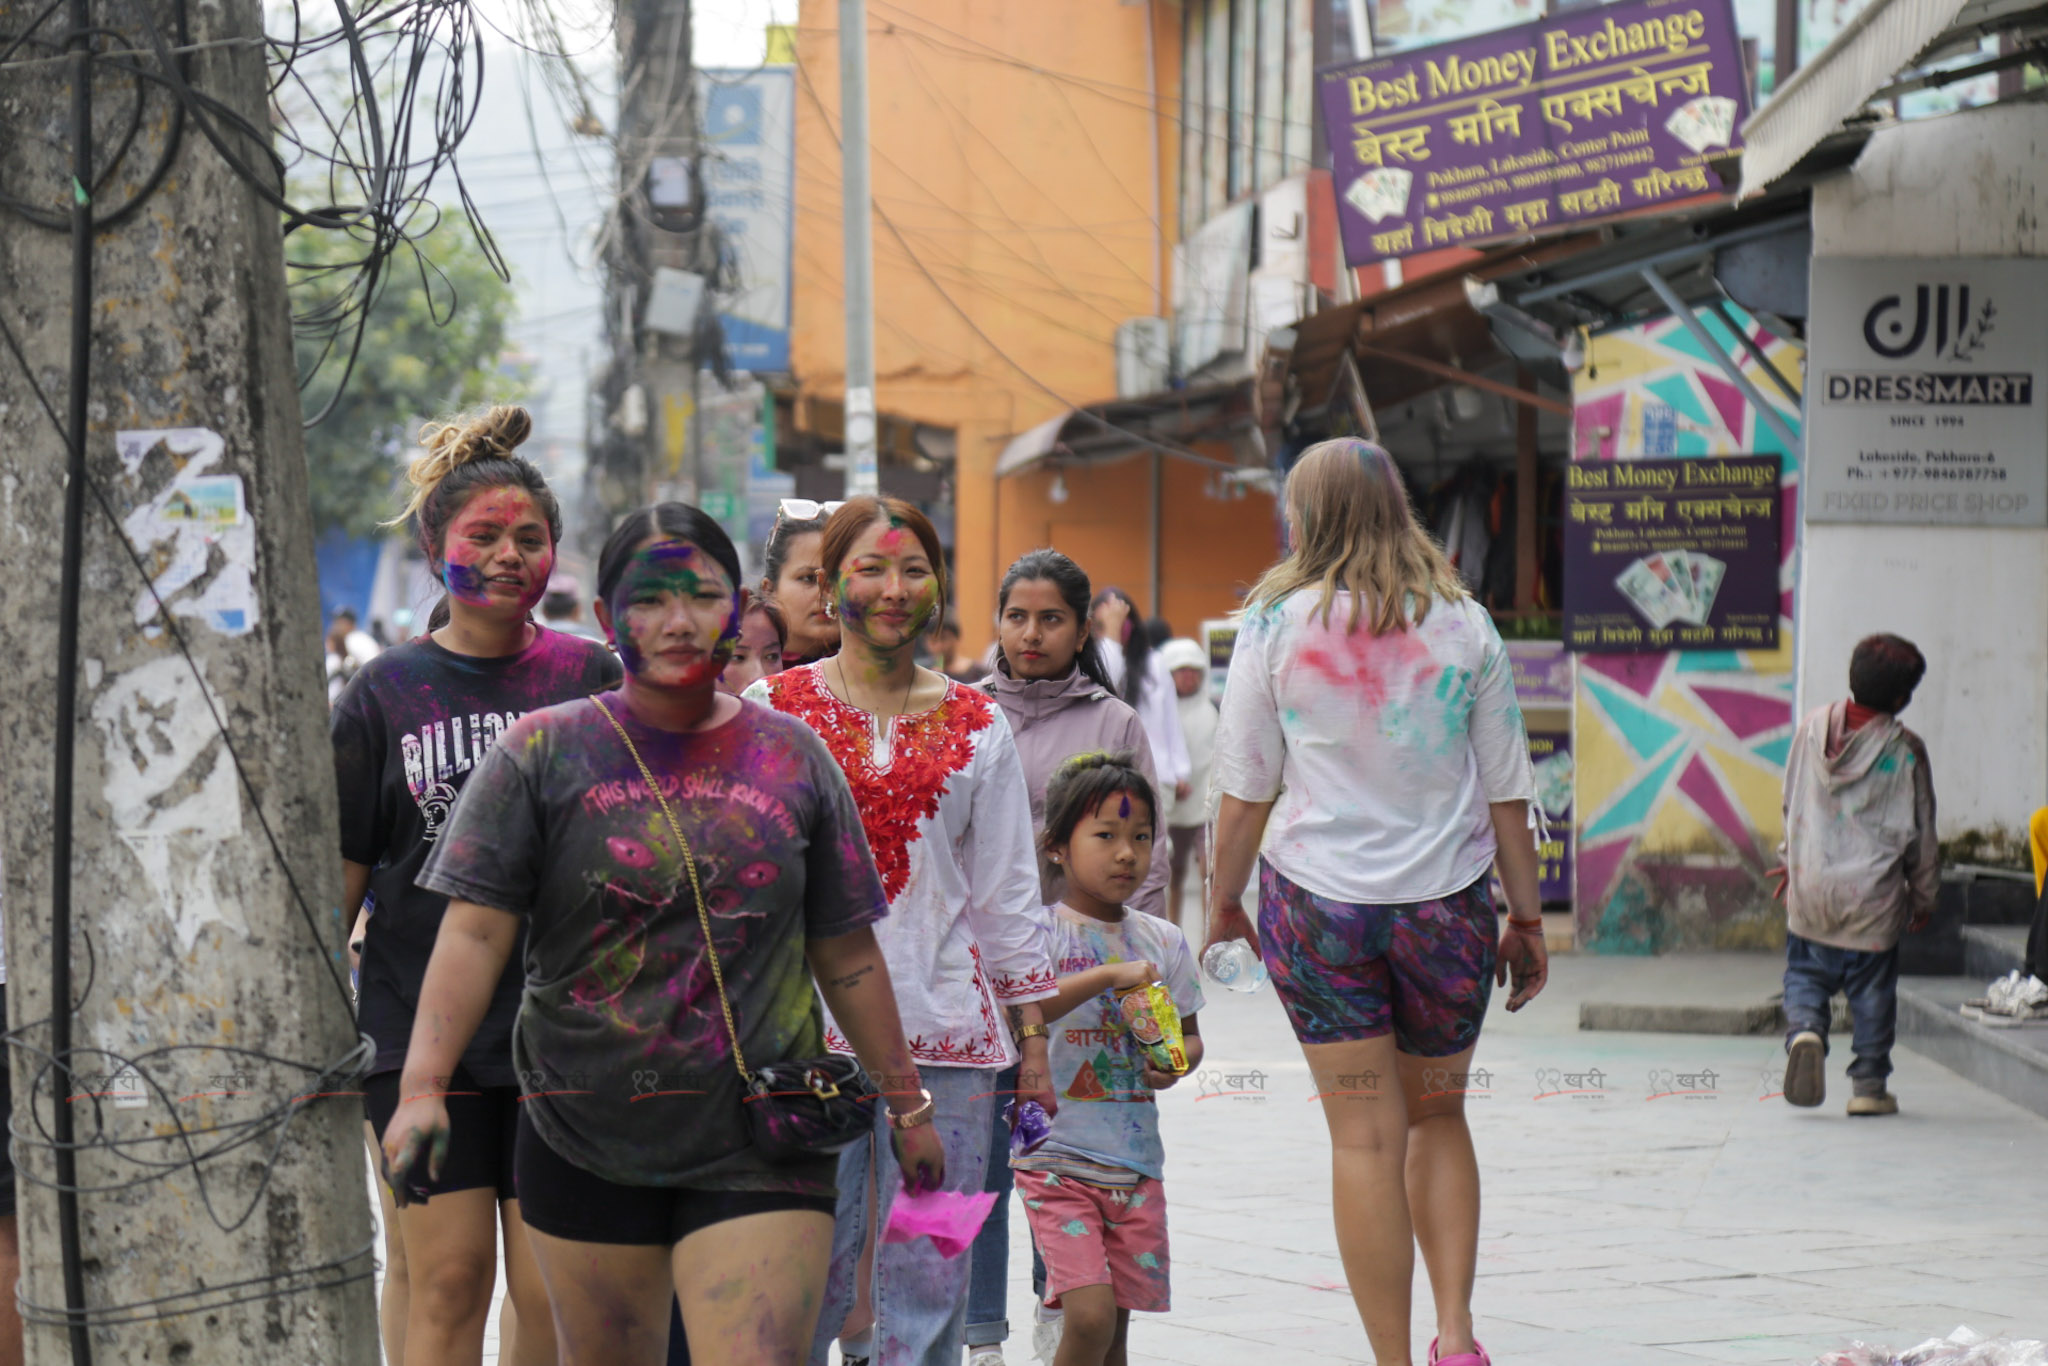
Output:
[
  {"xmin": 749, "ymin": 665, "xmax": 1057, "ymax": 1068},
  {"xmin": 1101, "ymin": 650, "xmax": 1191, "ymax": 790}
]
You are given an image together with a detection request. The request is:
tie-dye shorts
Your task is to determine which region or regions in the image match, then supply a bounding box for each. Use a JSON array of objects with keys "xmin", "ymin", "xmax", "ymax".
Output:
[
  {"xmin": 1257, "ymin": 859, "xmax": 1498, "ymax": 1056},
  {"xmin": 1015, "ymin": 1169, "xmax": 1171, "ymax": 1313}
]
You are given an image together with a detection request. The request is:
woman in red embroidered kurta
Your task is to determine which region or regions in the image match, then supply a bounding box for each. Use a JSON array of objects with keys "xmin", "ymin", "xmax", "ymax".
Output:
[{"xmin": 746, "ymin": 497, "xmax": 1056, "ymax": 1366}]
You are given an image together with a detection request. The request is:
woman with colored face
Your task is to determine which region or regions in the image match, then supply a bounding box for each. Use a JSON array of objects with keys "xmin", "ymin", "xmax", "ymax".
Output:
[
  {"xmin": 330, "ymin": 405, "xmax": 620, "ymax": 1366},
  {"xmin": 761, "ymin": 499, "xmax": 843, "ymax": 667},
  {"xmin": 745, "ymin": 497, "xmax": 1059, "ymax": 1366},
  {"xmin": 380, "ymin": 503, "xmax": 942, "ymax": 1366},
  {"xmin": 960, "ymin": 550, "xmax": 1172, "ymax": 1362},
  {"xmin": 1208, "ymin": 438, "xmax": 1547, "ymax": 1366}
]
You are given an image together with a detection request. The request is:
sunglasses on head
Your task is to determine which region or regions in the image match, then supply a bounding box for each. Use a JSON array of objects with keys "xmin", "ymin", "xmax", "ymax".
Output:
[{"xmin": 776, "ymin": 498, "xmax": 846, "ymax": 522}]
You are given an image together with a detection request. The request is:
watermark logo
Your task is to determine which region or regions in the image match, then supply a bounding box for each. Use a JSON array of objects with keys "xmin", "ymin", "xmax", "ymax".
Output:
[
  {"xmin": 1756, "ymin": 1061, "xmax": 1786, "ymax": 1102},
  {"xmin": 1311, "ymin": 1070, "xmax": 1383, "ymax": 1102},
  {"xmin": 1419, "ymin": 1065, "xmax": 1493, "ymax": 1101},
  {"xmin": 1646, "ymin": 1067, "xmax": 1720, "ymax": 1100},
  {"xmin": 1193, "ymin": 1068, "xmax": 1269, "ymax": 1103},
  {"xmin": 1533, "ymin": 1066, "xmax": 1609, "ymax": 1100}
]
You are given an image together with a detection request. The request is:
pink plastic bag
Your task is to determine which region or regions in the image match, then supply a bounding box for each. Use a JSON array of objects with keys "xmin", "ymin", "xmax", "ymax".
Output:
[{"xmin": 879, "ymin": 1181, "xmax": 998, "ymax": 1259}]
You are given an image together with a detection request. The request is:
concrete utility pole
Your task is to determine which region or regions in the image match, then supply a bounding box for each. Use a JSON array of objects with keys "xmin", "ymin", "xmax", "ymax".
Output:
[
  {"xmin": 599, "ymin": 0, "xmax": 706, "ymax": 527},
  {"xmin": 839, "ymin": 0, "xmax": 880, "ymax": 497},
  {"xmin": 0, "ymin": 0, "xmax": 376, "ymax": 1360}
]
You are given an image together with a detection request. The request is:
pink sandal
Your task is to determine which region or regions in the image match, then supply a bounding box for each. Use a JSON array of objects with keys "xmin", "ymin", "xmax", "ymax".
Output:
[{"xmin": 1428, "ymin": 1336, "xmax": 1492, "ymax": 1366}]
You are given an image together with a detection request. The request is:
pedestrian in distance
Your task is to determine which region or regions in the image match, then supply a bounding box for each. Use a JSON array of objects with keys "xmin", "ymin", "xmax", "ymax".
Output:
[
  {"xmin": 1089, "ymin": 587, "xmax": 1190, "ymax": 813},
  {"xmin": 761, "ymin": 497, "xmax": 844, "ymax": 668},
  {"xmin": 717, "ymin": 587, "xmax": 786, "ymax": 696},
  {"xmin": 325, "ymin": 605, "xmax": 382, "ymax": 705},
  {"xmin": 1205, "ymin": 437, "xmax": 1548, "ymax": 1366},
  {"xmin": 967, "ymin": 550, "xmax": 1170, "ymax": 1365},
  {"xmin": 1771, "ymin": 633, "xmax": 1937, "ymax": 1115},
  {"xmin": 1017, "ymin": 752, "xmax": 1204, "ymax": 1366},
  {"xmin": 1157, "ymin": 638, "xmax": 1218, "ymax": 930},
  {"xmin": 926, "ymin": 612, "xmax": 987, "ymax": 684},
  {"xmin": 746, "ymin": 497, "xmax": 1060, "ymax": 1366},
  {"xmin": 380, "ymin": 502, "xmax": 944, "ymax": 1365},
  {"xmin": 332, "ymin": 404, "xmax": 621, "ymax": 1366},
  {"xmin": 540, "ymin": 573, "xmax": 606, "ymax": 643}
]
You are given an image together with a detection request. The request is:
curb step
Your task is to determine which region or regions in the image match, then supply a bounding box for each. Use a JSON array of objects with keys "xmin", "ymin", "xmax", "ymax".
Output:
[
  {"xmin": 1580, "ymin": 993, "xmax": 1854, "ymax": 1036},
  {"xmin": 1961, "ymin": 923, "xmax": 2029, "ymax": 980},
  {"xmin": 1898, "ymin": 976, "xmax": 2048, "ymax": 1122}
]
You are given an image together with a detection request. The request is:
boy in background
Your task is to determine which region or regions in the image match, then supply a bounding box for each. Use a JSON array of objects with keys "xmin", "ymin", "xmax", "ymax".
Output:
[{"xmin": 1776, "ymin": 633, "xmax": 1937, "ymax": 1116}]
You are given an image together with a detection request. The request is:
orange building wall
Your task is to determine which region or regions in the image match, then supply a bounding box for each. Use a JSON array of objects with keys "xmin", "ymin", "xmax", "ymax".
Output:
[
  {"xmin": 788, "ymin": 0, "xmax": 1188, "ymax": 649},
  {"xmin": 993, "ymin": 456, "xmax": 1279, "ymax": 638}
]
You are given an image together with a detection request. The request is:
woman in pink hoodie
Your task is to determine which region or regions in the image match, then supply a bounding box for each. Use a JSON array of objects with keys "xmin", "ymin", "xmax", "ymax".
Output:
[{"xmin": 961, "ymin": 548, "xmax": 1167, "ymax": 1365}]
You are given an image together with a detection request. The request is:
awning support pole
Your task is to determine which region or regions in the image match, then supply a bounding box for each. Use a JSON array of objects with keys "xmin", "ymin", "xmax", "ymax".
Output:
[
  {"xmin": 1637, "ymin": 267, "xmax": 1804, "ymax": 460},
  {"xmin": 1704, "ymin": 297, "xmax": 1802, "ymax": 407}
]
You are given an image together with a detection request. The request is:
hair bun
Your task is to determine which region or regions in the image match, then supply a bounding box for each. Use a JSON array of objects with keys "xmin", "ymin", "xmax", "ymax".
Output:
[{"xmin": 391, "ymin": 405, "xmax": 534, "ymax": 528}]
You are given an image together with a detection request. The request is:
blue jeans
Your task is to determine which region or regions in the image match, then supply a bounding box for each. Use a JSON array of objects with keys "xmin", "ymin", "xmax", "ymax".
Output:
[
  {"xmin": 810, "ymin": 1066, "xmax": 994, "ymax": 1366},
  {"xmin": 1783, "ymin": 933, "xmax": 1899, "ymax": 1083},
  {"xmin": 963, "ymin": 1063, "xmax": 1017, "ymax": 1348}
]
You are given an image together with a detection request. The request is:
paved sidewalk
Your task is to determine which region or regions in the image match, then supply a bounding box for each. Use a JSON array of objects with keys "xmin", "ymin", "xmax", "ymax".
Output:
[
  {"xmin": 977, "ymin": 953, "xmax": 2048, "ymax": 1366},
  {"xmin": 429, "ymin": 950, "xmax": 2048, "ymax": 1366}
]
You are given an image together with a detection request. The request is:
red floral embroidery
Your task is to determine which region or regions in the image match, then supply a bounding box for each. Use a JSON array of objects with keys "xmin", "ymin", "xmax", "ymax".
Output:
[
  {"xmin": 992, "ymin": 967, "xmax": 1059, "ymax": 1000},
  {"xmin": 823, "ymin": 942, "xmax": 1012, "ymax": 1065},
  {"xmin": 764, "ymin": 666, "xmax": 993, "ymax": 902}
]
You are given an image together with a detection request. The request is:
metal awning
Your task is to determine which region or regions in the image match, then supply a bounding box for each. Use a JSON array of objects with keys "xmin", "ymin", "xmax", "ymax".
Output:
[
  {"xmin": 1741, "ymin": 0, "xmax": 2046, "ymax": 193},
  {"xmin": 993, "ymin": 380, "xmax": 1254, "ymax": 478}
]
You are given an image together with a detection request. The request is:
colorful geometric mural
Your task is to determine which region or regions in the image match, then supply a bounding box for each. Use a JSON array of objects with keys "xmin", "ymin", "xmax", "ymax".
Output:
[{"xmin": 1569, "ymin": 304, "xmax": 1803, "ymax": 953}]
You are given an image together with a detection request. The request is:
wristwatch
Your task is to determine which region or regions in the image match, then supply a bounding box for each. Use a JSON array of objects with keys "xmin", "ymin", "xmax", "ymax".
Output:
[
  {"xmin": 888, "ymin": 1088, "xmax": 936, "ymax": 1130},
  {"xmin": 1016, "ymin": 1023, "xmax": 1049, "ymax": 1042}
]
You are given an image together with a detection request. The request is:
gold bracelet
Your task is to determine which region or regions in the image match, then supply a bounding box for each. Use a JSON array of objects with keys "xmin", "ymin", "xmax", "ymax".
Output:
[
  {"xmin": 1016, "ymin": 1023, "xmax": 1049, "ymax": 1042},
  {"xmin": 887, "ymin": 1088, "xmax": 935, "ymax": 1130}
]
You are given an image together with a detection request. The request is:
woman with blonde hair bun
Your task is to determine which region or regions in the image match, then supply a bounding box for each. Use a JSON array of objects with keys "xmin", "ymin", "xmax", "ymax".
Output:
[
  {"xmin": 332, "ymin": 404, "xmax": 620, "ymax": 1366},
  {"xmin": 1204, "ymin": 437, "xmax": 1548, "ymax": 1366}
]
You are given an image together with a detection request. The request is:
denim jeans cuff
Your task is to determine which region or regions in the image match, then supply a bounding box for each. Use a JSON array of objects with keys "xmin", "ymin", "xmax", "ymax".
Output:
[{"xmin": 965, "ymin": 1318, "xmax": 1009, "ymax": 1347}]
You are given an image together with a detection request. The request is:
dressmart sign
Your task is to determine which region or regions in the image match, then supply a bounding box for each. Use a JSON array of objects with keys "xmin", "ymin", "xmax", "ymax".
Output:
[{"xmin": 1806, "ymin": 257, "xmax": 2048, "ymax": 526}]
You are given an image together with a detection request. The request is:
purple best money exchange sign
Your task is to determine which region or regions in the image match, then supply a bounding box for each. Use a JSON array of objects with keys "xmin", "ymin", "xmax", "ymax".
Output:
[{"xmin": 1317, "ymin": 0, "xmax": 1750, "ymax": 267}]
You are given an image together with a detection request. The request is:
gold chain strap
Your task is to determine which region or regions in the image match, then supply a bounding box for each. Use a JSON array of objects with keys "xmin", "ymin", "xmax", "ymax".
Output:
[{"xmin": 590, "ymin": 697, "xmax": 750, "ymax": 1082}]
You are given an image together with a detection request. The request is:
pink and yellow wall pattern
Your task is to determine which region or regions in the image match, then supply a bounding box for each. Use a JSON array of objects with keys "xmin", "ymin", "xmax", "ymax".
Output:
[{"xmin": 1570, "ymin": 304, "xmax": 1803, "ymax": 952}]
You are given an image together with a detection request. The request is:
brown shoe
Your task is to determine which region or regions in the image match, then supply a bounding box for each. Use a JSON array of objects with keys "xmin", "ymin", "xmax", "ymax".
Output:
[
  {"xmin": 1784, "ymin": 1031, "xmax": 1825, "ymax": 1107},
  {"xmin": 1847, "ymin": 1089, "xmax": 1898, "ymax": 1116}
]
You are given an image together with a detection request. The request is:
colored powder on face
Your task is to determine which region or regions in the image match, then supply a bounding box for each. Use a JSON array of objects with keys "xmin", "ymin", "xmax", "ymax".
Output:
[
  {"xmin": 1119, "ymin": 792, "xmax": 1131, "ymax": 818},
  {"xmin": 442, "ymin": 560, "xmax": 492, "ymax": 604}
]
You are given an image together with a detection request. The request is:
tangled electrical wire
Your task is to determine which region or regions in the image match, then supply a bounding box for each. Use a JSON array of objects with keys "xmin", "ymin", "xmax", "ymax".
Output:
[
  {"xmin": 0, "ymin": 0, "xmax": 600, "ymax": 1343},
  {"xmin": 0, "ymin": 0, "xmax": 527, "ymax": 426}
]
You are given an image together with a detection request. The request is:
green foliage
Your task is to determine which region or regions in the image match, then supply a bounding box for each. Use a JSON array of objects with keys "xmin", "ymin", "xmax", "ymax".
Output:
[{"xmin": 293, "ymin": 211, "xmax": 519, "ymax": 538}]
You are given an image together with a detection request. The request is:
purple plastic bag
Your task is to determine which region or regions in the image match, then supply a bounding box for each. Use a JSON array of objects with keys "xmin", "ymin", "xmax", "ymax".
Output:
[{"xmin": 880, "ymin": 1181, "xmax": 999, "ymax": 1259}]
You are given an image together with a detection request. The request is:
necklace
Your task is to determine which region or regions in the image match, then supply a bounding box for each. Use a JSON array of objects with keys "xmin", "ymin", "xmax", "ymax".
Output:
[{"xmin": 833, "ymin": 654, "xmax": 916, "ymax": 720}]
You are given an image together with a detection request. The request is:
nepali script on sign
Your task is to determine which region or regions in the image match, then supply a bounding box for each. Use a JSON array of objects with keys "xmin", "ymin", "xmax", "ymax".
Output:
[{"xmin": 1317, "ymin": 0, "xmax": 1749, "ymax": 267}]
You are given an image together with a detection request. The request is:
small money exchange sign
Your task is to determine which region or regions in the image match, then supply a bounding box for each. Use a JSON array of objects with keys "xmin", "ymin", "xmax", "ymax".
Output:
[
  {"xmin": 1317, "ymin": 0, "xmax": 1750, "ymax": 266},
  {"xmin": 1563, "ymin": 456, "xmax": 1782, "ymax": 654}
]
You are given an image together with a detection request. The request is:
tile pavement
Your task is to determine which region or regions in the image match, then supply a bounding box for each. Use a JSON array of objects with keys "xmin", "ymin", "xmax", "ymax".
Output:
[{"xmin": 417, "ymin": 950, "xmax": 2048, "ymax": 1365}]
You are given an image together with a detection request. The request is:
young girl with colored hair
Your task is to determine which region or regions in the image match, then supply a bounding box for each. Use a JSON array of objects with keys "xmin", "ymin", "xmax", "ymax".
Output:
[
  {"xmin": 1018, "ymin": 752, "xmax": 1203, "ymax": 1366},
  {"xmin": 332, "ymin": 404, "xmax": 620, "ymax": 1366},
  {"xmin": 746, "ymin": 496, "xmax": 1058, "ymax": 1366},
  {"xmin": 380, "ymin": 502, "xmax": 943, "ymax": 1364}
]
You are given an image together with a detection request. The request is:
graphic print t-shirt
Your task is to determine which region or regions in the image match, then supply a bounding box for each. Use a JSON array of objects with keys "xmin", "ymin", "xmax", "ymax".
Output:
[
  {"xmin": 1022, "ymin": 903, "xmax": 1203, "ymax": 1182},
  {"xmin": 417, "ymin": 694, "xmax": 888, "ymax": 1192},
  {"xmin": 331, "ymin": 628, "xmax": 621, "ymax": 1083}
]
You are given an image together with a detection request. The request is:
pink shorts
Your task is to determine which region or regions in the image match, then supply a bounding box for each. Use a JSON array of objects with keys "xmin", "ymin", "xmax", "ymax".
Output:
[{"xmin": 1014, "ymin": 1169, "xmax": 1171, "ymax": 1314}]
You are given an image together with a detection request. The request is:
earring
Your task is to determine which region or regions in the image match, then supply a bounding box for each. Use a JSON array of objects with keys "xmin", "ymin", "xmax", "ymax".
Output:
[
  {"xmin": 1049, "ymin": 854, "xmax": 1061, "ymax": 864},
  {"xmin": 825, "ymin": 601, "xmax": 838, "ymax": 620}
]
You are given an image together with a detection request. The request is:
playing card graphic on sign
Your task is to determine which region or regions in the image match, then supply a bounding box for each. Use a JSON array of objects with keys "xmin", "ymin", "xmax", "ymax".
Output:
[
  {"xmin": 1344, "ymin": 167, "xmax": 1414, "ymax": 223},
  {"xmin": 1665, "ymin": 95, "xmax": 1736, "ymax": 153}
]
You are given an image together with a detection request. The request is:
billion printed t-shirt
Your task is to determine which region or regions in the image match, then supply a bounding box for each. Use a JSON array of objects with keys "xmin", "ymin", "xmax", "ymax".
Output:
[
  {"xmin": 332, "ymin": 627, "xmax": 621, "ymax": 1085},
  {"xmin": 417, "ymin": 693, "xmax": 888, "ymax": 1192}
]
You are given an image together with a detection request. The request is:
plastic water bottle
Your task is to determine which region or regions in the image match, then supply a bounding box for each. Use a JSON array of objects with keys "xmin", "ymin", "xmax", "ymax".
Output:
[{"xmin": 1201, "ymin": 939, "xmax": 1268, "ymax": 993}]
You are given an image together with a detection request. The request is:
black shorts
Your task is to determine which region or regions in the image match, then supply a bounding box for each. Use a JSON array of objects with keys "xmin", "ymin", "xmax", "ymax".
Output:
[
  {"xmin": 0, "ymin": 985, "xmax": 13, "ymax": 1219},
  {"xmin": 363, "ymin": 1066, "xmax": 518, "ymax": 1201},
  {"xmin": 513, "ymin": 1107, "xmax": 834, "ymax": 1247}
]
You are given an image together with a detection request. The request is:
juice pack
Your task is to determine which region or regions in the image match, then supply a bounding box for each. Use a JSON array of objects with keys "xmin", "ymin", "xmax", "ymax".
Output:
[{"xmin": 1114, "ymin": 981, "xmax": 1188, "ymax": 1075}]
